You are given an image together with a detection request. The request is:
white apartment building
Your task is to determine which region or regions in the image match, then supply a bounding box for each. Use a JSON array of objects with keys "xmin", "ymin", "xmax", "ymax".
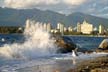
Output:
[
  {"xmin": 77, "ymin": 20, "xmax": 93, "ymax": 34},
  {"xmin": 99, "ymin": 24, "xmax": 104, "ymax": 34},
  {"xmin": 57, "ymin": 23, "xmax": 64, "ymax": 33}
]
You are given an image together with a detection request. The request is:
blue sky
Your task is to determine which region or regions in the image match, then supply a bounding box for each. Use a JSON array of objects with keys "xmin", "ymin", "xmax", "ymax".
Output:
[{"xmin": 0, "ymin": 0, "xmax": 108, "ymax": 18}]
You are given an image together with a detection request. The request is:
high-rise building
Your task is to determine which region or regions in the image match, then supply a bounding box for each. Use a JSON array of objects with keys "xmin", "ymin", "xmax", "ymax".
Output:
[
  {"xmin": 47, "ymin": 23, "xmax": 51, "ymax": 32},
  {"xmin": 57, "ymin": 23, "xmax": 64, "ymax": 35},
  {"xmin": 77, "ymin": 20, "xmax": 93, "ymax": 34},
  {"xmin": 81, "ymin": 20, "xmax": 93, "ymax": 34},
  {"xmin": 60, "ymin": 23, "xmax": 64, "ymax": 32},
  {"xmin": 99, "ymin": 24, "xmax": 104, "ymax": 34},
  {"xmin": 57, "ymin": 23, "xmax": 61, "ymax": 30}
]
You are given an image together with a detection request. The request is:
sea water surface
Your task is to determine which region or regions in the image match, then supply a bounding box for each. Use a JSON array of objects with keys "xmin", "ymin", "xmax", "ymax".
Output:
[
  {"xmin": 0, "ymin": 34, "xmax": 107, "ymax": 72},
  {"xmin": 0, "ymin": 22, "xmax": 107, "ymax": 72},
  {"xmin": 0, "ymin": 34, "xmax": 107, "ymax": 50}
]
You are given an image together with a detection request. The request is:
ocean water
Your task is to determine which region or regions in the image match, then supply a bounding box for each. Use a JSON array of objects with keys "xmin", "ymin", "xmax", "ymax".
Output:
[
  {"xmin": 0, "ymin": 35, "xmax": 107, "ymax": 72},
  {"xmin": 0, "ymin": 21, "xmax": 107, "ymax": 72},
  {"xmin": 70, "ymin": 36, "xmax": 107, "ymax": 51},
  {"xmin": 0, "ymin": 34, "xmax": 106, "ymax": 50}
]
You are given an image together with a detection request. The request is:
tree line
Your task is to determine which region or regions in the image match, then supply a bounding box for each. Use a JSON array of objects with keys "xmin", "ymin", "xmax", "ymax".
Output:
[{"xmin": 0, "ymin": 27, "xmax": 24, "ymax": 34}]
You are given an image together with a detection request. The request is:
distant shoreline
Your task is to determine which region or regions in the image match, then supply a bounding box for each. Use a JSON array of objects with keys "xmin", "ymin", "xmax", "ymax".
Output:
[
  {"xmin": 0, "ymin": 33, "xmax": 108, "ymax": 37},
  {"xmin": 63, "ymin": 35, "xmax": 108, "ymax": 37}
]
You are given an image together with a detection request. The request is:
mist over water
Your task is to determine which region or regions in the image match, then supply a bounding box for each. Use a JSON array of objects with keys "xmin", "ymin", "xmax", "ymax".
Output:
[{"xmin": 0, "ymin": 21, "xmax": 57, "ymax": 59}]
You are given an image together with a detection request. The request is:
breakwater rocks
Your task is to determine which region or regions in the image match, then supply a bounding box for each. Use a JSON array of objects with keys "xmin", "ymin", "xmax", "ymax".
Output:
[
  {"xmin": 96, "ymin": 39, "xmax": 108, "ymax": 52},
  {"xmin": 54, "ymin": 36, "xmax": 93, "ymax": 53},
  {"xmin": 53, "ymin": 36, "xmax": 77, "ymax": 53}
]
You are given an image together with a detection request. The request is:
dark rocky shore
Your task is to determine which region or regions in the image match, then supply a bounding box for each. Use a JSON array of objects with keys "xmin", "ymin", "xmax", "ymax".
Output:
[
  {"xmin": 96, "ymin": 39, "xmax": 108, "ymax": 53},
  {"xmin": 67, "ymin": 39, "xmax": 108, "ymax": 72},
  {"xmin": 67, "ymin": 55, "xmax": 108, "ymax": 72}
]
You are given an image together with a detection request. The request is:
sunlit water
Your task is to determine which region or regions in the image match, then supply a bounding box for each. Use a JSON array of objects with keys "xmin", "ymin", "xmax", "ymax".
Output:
[{"xmin": 0, "ymin": 21, "xmax": 108, "ymax": 72}]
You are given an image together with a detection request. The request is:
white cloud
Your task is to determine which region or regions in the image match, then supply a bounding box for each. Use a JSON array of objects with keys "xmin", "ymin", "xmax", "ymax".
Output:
[
  {"xmin": 3, "ymin": 0, "xmax": 60, "ymax": 9},
  {"xmin": 63, "ymin": 0, "xmax": 86, "ymax": 5},
  {"xmin": 2, "ymin": 0, "xmax": 86, "ymax": 9}
]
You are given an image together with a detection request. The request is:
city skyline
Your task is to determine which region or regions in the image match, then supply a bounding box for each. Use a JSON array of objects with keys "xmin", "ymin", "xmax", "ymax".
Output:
[{"xmin": 25, "ymin": 19, "xmax": 107, "ymax": 35}]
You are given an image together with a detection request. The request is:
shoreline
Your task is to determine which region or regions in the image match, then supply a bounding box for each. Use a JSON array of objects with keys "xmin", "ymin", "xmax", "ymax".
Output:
[
  {"xmin": 67, "ymin": 55, "xmax": 108, "ymax": 72},
  {"xmin": 63, "ymin": 35, "xmax": 108, "ymax": 37},
  {"xmin": 15, "ymin": 52, "xmax": 108, "ymax": 72},
  {"xmin": 0, "ymin": 33, "xmax": 108, "ymax": 38}
]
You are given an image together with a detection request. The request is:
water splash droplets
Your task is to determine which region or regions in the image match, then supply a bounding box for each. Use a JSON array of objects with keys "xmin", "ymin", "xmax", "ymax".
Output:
[{"xmin": 0, "ymin": 20, "xmax": 57, "ymax": 59}]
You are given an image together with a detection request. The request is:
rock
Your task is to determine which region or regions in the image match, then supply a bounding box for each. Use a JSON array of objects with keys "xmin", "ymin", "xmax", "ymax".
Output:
[
  {"xmin": 96, "ymin": 39, "xmax": 108, "ymax": 52},
  {"xmin": 98, "ymin": 39, "xmax": 108, "ymax": 50},
  {"xmin": 53, "ymin": 35, "xmax": 77, "ymax": 53}
]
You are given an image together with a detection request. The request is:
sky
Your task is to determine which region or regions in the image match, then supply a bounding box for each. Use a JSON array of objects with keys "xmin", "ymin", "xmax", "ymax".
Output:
[{"xmin": 0, "ymin": 0, "xmax": 108, "ymax": 18}]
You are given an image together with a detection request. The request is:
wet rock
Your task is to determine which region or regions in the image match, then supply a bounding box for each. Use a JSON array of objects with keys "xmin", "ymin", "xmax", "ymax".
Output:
[
  {"xmin": 99, "ymin": 39, "xmax": 108, "ymax": 49},
  {"xmin": 53, "ymin": 35, "xmax": 77, "ymax": 53},
  {"xmin": 96, "ymin": 39, "xmax": 108, "ymax": 52}
]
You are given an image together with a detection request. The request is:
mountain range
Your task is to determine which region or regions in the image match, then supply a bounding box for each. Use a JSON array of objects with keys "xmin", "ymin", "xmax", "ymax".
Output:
[{"xmin": 0, "ymin": 7, "xmax": 108, "ymax": 29}]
